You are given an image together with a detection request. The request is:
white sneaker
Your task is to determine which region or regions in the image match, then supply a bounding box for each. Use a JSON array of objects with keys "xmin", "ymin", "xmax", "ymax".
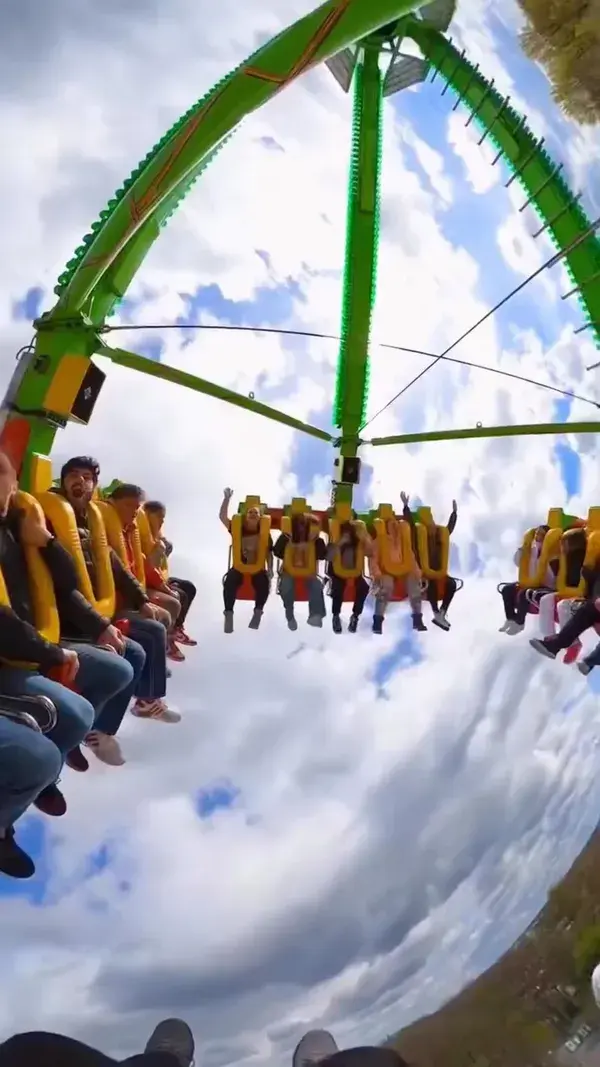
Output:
[
  {"xmin": 499, "ymin": 620, "xmax": 512, "ymax": 633},
  {"xmin": 292, "ymin": 1031, "xmax": 338, "ymax": 1067},
  {"xmin": 84, "ymin": 731, "xmax": 126, "ymax": 766},
  {"xmin": 132, "ymin": 699, "xmax": 181, "ymax": 723},
  {"xmin": 505, "ymin": 621, "xmax": 524, "ymax": 635},
  {"xmin": 432, "ymin": 610, "xmax": 450, "ymax": 631}
]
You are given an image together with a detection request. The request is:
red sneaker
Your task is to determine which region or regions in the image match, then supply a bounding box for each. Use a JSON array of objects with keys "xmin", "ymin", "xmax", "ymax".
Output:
[
  {"xmin": 66, "ymin": 745, "xmax": 89, "ymax": 772},
  {"xmin": 174, "ymin": 628, "xmax": 197, "ymax": 647},
  {"xmin": 167, "ymin": 641, "xmax": 185, "ymax": 663},
  {"xmin": 563, "ymin": 640, "xmax": 582, "ymax": 665}
]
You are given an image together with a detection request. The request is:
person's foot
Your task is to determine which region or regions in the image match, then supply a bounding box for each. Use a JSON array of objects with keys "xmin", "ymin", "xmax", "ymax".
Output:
[
  {"xmin": 66, "ymin": 745, "xmax": 89, "ymax": 772},
  {"xmin": 292, "ymin": 1029, "xmax": 339, "ymax": 1067},
  {"xmin": 412, "ymin": 613, "xmax": 427, "ymax": 632},
  {"xmin": 34, "ymin": 782, "xmax": 67, "ymax": 817},
  {"xmin": 167, "ymin": 641, "xmax": 186, "ymax": 663},
  {"xmin": 432, "ymin": 610, "xmax": 450, "ymax": 631},
  {"xmin": 372, "ymin": 614, "xmax": 384, "ymax": 635},
  {"xmin": 132, "ymin": 699, "xmax": 181, "ymax": 724},
  {"xmin": 348, "ymin": 613, "xmax": 359, "ymax": 634},
  {"xmin": 577, "ymin": 660, "xmax": 593, "ymax": 676},
  {"xmin": 84, "ymin": 731, "xmax": 126, "ymax": 766},
  {"xmin": 174, "ymin": 627, "xmax": 197, "ymax": 647},
  {"xmin": 563, "ymin": 640, "xmax": 582, "ymax": 665},
  {"xmin": 529, "ymin": 637, "xmax": 558, "ymax": 660},
  {"xmin": 286, "ymin": 612, "xmax": 298, "ymax": 632},
  {"xmin": 498, "ymin": 620, "xmax": 513, "ymax": 633},
  {"xmin": 505, "ymin": 621, "xmax": 524, "ymax": 635},
  {"xmin": 0, "ymin": 828, "xmax": 35, "ymax": 879},
  {"xmin": 307, "ymin": 614, "xmax": 323, "ymax": 628},
  {"xmin": 223, "ymin": 610, "xmax": 234, "ymax": 634},
  {"xmin": 248, "ymin": 608, "xmax": 263, "ymax": 630},
  {"xmin": 332, "ymin": 614, "xmax": 342, "ymax": 635},
  {"xmin": 144, "ymin": 1018, "xmax": 195, "ymax": 1067}
]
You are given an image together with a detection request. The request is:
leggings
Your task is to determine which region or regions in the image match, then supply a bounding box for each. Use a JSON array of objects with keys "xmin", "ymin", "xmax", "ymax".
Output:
[
  {"xmin": 168, "ymin": 578, "xmax": 197, "ymax": 626},
  {"xmin": 502, "ymin": 583, "xmax": 553, "ymax": 626},
  {"xmin": 223, "ymin": 568, "xmax": 270, "ymax": 612},
  {"xmin": 427, "ymin": 577, "xmax": 458, "ymax": 614},
  {"xmin": 0, "ymin": 1032, "xmax": 177, "ymax": 1066},
  {"xmin": 330, "ymin": 576, "xmax": 369, "ymax": 617}
]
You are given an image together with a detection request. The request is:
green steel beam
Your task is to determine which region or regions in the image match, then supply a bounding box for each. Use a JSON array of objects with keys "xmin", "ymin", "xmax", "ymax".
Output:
[
  {"xmin": 99, "ymin": 344, "xmax": 333, "ymax": 442},
  {"xmin": 369, "ymin": 421, "xmax": 600, "ymax": 446}
]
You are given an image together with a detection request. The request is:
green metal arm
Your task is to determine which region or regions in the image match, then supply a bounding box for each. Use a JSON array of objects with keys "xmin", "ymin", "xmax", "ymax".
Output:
[
  {"xmin": 369, "ymin": 422, "xmax": 600, "ymax": 446},
  {"xmin": 98, "ymin": 344, "xmax": 333, "ymax": 442}
]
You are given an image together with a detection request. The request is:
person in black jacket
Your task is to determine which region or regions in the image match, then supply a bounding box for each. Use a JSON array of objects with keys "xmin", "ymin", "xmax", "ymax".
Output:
[
  {"xmin": 273, "ymin": 513, "xmax": 327, "ymax": 630},
  {"xmin": 55, "ymin": 458, "xmax": 179, "ymax": 725}
]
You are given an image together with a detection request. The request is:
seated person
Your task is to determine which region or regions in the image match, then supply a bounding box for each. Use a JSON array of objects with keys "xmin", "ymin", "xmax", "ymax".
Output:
[
  {"xmin": 272, "ymin": 513, "xmax": 327, "ymax": 630},
  {"xmin": 538, "ymin": 528, "xmax": 588, "ymax": 663},
  {"xmin": 54, "ymin": 458, "xmax": 179, "ymax": 725},
  {"xmin": 369, "ymin": 517, "xmax": 424, "ymax": 634},
  {"xmin": 327, "ymin": 516, "xmax": 372, "ymax": 635},
  {"xmin": 143, "ymin": 500, "xmax": 197, "ymax": 646},
  {"xmin": 219, "ymin": 487, "xmax": 273, "ymax": 633},
  {"xmin": 400, "ymin": 491, "xmax": 458, "ymax": 631},
  {"xmin": 106, "ymin": 484, "xmax": 184, "ymax": 664},
  {"xmin": 530, "ymin": 596, "xmax": 600, "ymax": 661},
  {"xmin": 499, "ymin": 524, "xmax": 558, "ymax": 635}
]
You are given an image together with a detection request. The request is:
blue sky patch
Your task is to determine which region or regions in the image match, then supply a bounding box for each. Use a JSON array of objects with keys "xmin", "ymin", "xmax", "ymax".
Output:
[
  {"xmin": 195, "ymin": 782, "xmax": 240, "ymax": 820},
  {"xmin": 12, "ymin": 286, "xmax": 45, "ymax": 322}
]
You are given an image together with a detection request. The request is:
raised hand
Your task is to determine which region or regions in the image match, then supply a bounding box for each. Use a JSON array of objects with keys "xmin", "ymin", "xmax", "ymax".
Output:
[
  {"xmin": 223, "ymin": 487, "xmax": 234, "ymax": 501},
  {"xmin": 452, "ymin": 499, "xmax": 458, "ymax": 512},
  {"xmin": 400, "ymin": 491, "xmax": 409, "ymax": 507}
]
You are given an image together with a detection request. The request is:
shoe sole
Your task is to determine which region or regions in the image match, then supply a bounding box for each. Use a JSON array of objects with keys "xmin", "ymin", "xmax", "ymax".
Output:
[
  {"xmin": 529, "ymin": 639, "xmax": 556, "ymax": 659},
  {"xmin": 144, "ymin": 1018, "xmax": 195, "ymax": 1066}
]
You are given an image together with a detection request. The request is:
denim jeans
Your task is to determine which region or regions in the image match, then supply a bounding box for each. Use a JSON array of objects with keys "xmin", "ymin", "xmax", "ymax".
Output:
[
  {"xmin": 0, "ymin": 669, "xmax": 94, "ymax": 761},
  {"xmin": 120, "ymin": 615, "xmax": 167, "ymax": 700},
  {"xmin": 64, "ymin": 639, "xmax": 146, "ymax": 736},
  {"xmin": 279, "ymin": 574, "xmax": 326, "ymax": 619},
  {"xmin": 0, "ymin": 717, "xmax": 62, "ymax": 831}
]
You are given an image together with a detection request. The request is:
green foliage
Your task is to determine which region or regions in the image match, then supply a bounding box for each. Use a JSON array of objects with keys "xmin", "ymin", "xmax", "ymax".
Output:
[
  {"xmin": 573, "ymin": 923, "xmax": 600, "ymax": 978},
  {"xmin": 517, "ymin": 0, "xmax": 600, "ymax": 124}
]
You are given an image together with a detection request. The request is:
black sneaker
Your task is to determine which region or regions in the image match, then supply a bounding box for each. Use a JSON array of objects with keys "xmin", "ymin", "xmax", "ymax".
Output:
[
  {"xmin": 66, "ymin": 745, "xmax": 89, "ymax": 773},
  {"xmin": 332, "ymin": 614, "xmax": 342, "ymax": 635},
  {"xmin": 34, "ymin": 783, "xmax": 67, "ymax": 817},
  {"xmin": 372, "ymin": 615, "xmax": 384, "ymax": 635},
  {"xmin": 412, "ymin": 613, "xmax": 427, "ymax": 632},
  {"xmin": 0, "ymin": 828, "xmax": 35, "ymax": 879},
  {"xmin": 144, "ymin": 1018, "xmax": 195, "ymax": 1067},
  {"xmin": 529, "ymin": 637, "xmax": 557, "ymax": 660},
  {"xmin": 348, "ymin": 614, "xmax": 359, "ymax": 634}
]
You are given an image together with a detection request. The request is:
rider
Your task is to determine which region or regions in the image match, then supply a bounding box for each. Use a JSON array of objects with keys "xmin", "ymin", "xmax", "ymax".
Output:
[
  {"xmin": 369, "ymin": 516, "xmax": 423, "ymax": 634},
  {"xmin": 272, "ymin": 512, "xmax": 327, "ymax": 630},
  {"xmin": 142, "ymin": 499, "xmax": 197, "ymax": 647},
  {"xmin": 424, "ymin": 498, "xmax": 459, "ymax": 631},
  {"xmin": 499, "ymin": 524, "xmax": 557, "ymax": 635},
  {"xmin": 53, "ymin": 458, "xmax": 179, "ymax": 725},
  {"xmin": 537, "ymin": 528, "xmax": 588, "ymax": 662},
  {"xmin": 326, "ymin": 517, "xmax": 372, "ymax": 634},
  {"xmin": 219, "ymin": 488, "xmax": 273, "ymax": 633}
]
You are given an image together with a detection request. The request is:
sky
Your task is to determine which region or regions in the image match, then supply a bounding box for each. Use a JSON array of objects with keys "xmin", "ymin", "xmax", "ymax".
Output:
[{"xmin": 1, "ymin": 0, "xmax": 600, "ymax": 1062}]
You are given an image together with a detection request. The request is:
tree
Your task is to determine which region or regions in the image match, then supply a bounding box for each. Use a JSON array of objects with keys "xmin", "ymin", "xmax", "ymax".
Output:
[
  {"xmin": 573, "ymin": 923, "xmax": 600, "ymax": 979},
  {"xmin": 516, "ymin": 0, "xmax": 600, "ymax": 124}
]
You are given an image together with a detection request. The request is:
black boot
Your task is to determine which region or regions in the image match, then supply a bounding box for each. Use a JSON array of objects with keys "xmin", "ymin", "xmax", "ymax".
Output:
[
  {"xmin": 372, "ymin": 614, "xmax": 384, "ymax": 634},
  {"xmin": 412, "ymin": 612, "xmax": 427, "ymax": 632},
  {"xmin": 332, "ymin": 614, "xmax": 342, "ymax": 634},
  {"xmin": 348, "ymin": 613, "xmax": 359, "ymax": 634}
]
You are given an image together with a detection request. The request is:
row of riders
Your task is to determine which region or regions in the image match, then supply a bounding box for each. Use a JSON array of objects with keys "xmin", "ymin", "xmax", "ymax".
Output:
[
  {"xmin": 0, "ymin": 452, "xmax": 197, "ymax": 880},
  {"xmin": 499, "ymin": 522, "xmax": 600, "ymax": 675},
  {"xmin": 219, "ymin": 488, "xmax": 461, "ymax": 635}
]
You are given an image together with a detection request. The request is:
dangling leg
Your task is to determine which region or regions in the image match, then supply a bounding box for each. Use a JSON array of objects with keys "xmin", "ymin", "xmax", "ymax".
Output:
[
  {"xmin": 279, "ymin": 574, "xmax": 297, "ymax": 631},
  {"xmin": 538, "ymin": 592, "xmax": 557, "ymax": 638},
  {"xmin": 348, "ymin": 577, "xmax": 369, "ymax": 633},
  {"xmin": 530, "ymin": 599, "xmax": 600, "ymax": 659},
  {"xmin": 222, "ymin": 568, "xmax": 243, "ymax": 633},
  {"xmin": 578, "ymin": 638, "xmax": 600, "ymax": 677},
  {"xmin": 330, "ymin": 577, "xmax": 345, "ymax": 634},
  {"xmin": 249, "ymin": 571, "xmax": 270, "ymax": 630},
  {"xmin": 407, "ymin": 575, "xmax": 427, "ymax": 632},
  {"xmin": 558, "ymin": 598, "xmax": 584, "ymax": 664},
  {"xmin": 373, "ymin": 575, "xmax": 393, "ymax": 634},
  {"xmin": 431, "ymin": 578, "xmax": 454, "ymax": 631},
  {"xmin": 307, "ymin": 576, "xmax": 326, "ymax": 628},
  {"xmin": 499, "ymin": 582, "xmax": 519, "ymax": 631}
]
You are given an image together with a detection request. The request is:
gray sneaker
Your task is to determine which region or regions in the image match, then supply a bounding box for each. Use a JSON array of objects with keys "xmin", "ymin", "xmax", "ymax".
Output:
[
  {"xmin": 287, "ymin": 613, "xmax": 298, "ymax": 631},
  {"xmin": 223, "ymin": 610, "xmax": 234, "ymax": 634},
  {"xmin": 144, "ymin": 1018, "xmax": 195, "ymax": 1067},
  {"xmin": 248, "ymin": 608, "xmax": 263, "ymax": 630},
  {"xmin": 293, "ymin": 1030, "xmax": 338, "ymax": 1067}
]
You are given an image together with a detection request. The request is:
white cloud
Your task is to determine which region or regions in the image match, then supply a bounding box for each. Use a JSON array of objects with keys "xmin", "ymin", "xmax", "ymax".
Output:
[{"xmin": 1, "ymin": 0, "xmax": 600, "ymax": 1063}]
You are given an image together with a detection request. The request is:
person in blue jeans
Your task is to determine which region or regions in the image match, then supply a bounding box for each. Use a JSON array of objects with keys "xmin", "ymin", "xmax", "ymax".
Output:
[{"xmin": 0, "ymin": 715, "xmax": 62, "ymax": 879}]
